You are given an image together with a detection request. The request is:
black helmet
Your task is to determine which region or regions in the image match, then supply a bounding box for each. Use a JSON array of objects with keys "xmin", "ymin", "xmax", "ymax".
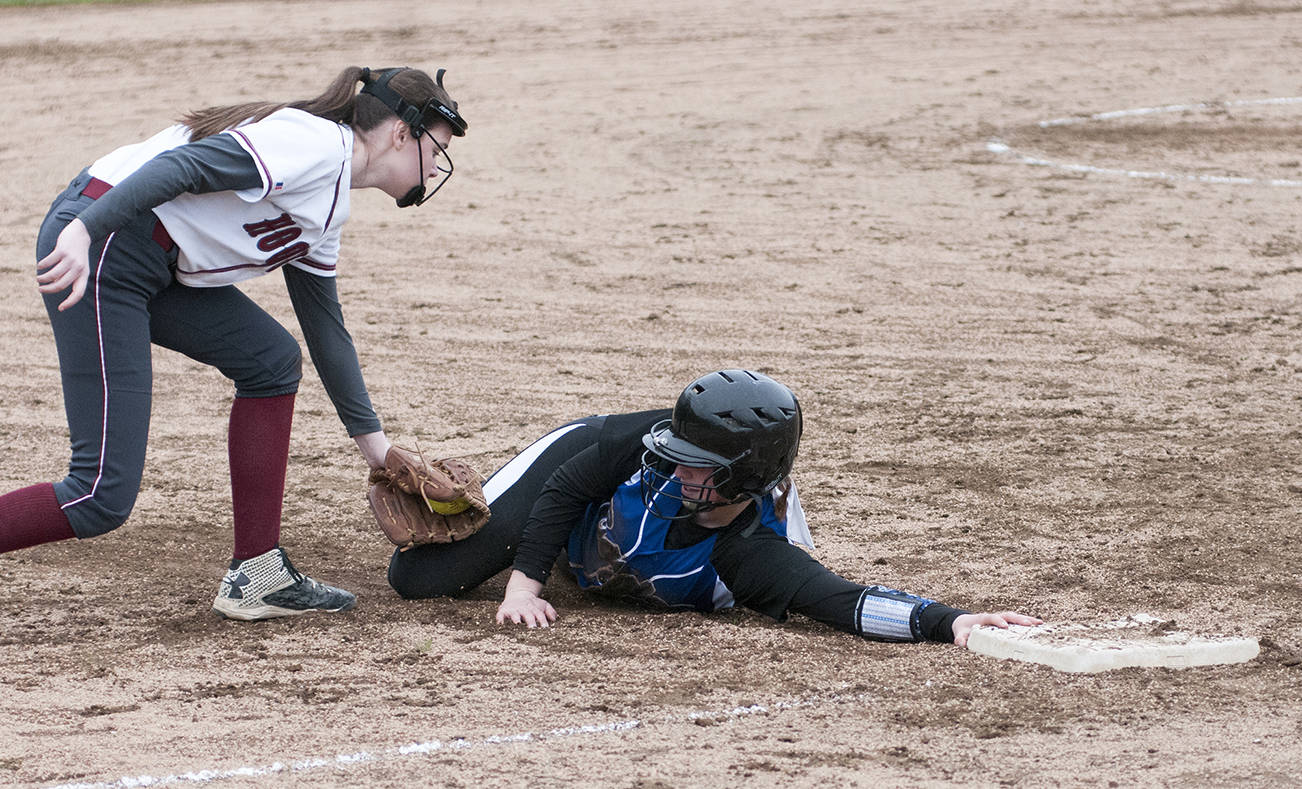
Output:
[{"xmin": 640, "ymin": 369, "xmax": 802, "ymax": 516}]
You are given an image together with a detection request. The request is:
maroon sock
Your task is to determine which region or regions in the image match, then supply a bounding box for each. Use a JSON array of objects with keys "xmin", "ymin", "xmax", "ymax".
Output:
[
  {"xmin": 0, "ymin": 483, "xmax": 76, "ymax": 553},
  {"xmin": 229, "ymin": 393, "xmax": 294, "ymax": 561}
]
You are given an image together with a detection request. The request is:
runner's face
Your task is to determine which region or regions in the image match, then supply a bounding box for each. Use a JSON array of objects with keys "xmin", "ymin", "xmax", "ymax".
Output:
[{"xmin": 673, "ymin": 465, "xmax": 729, "ymax": 504}]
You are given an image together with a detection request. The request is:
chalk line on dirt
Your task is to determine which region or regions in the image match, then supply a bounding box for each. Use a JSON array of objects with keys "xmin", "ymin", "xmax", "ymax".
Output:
[
  {"xmin": 988, "ymin": 96, "xmax": 1302, "ymax": 187},
  {"xmin": 48, "ymin": 692, "xmax": 871, "ymax": 789},
  {"xmin": 1034, "ymin": 96, "xmax": 1302, "ymax": 128}
]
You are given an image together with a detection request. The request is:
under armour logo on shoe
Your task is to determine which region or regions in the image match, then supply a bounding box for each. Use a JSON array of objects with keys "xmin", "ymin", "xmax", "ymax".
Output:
[{"xmin": 222, "ymin": 571, "xmax": 252, "ymax": 600}]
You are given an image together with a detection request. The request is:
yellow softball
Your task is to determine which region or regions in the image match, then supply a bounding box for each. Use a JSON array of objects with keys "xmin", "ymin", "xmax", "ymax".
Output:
[{"xmin": 425, "ymin": 496, "xmax": 471, "ymax": 516}]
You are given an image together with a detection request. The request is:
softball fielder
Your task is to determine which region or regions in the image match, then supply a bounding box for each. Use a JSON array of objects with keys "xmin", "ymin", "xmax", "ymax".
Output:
[
  {"xmin": 0, "ymin": 65, "xmax": 467, "ymax": 620},
  {"xmin": 389, "ymin": 370, "xmax": 1040, "ymax": 646}
]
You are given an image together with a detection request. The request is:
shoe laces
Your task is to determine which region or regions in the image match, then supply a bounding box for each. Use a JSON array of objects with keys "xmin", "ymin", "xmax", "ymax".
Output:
[{"xmin": 279, "ymin": 549, "xmax": 307, "ymax": 584}]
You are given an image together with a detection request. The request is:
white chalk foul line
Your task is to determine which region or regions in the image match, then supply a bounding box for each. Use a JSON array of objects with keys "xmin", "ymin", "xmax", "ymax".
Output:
[
  {"xmin": 985, "ymin": 140, "xmax": 1302, "ymax": 187},
  {"xmin": 988, "ymin": 96, "xmax": 1302, "ymax": 187},
  {"xmin": 47, "ymin": 692, "xmax": 868, "ymax": 789},
  {"xmin": 1036, "ymin": 95, "xmax": 1302, "ymax": 128}
]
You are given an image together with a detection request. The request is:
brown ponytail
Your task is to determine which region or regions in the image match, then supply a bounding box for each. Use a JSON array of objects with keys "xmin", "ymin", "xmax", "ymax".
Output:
[
  {"xmin": 772, "ymin": 477, "xmax": 793, "ymax": 522},
  {"xmin": 179, "ymin": 65, "xmax": 456, "ymax": 141}
]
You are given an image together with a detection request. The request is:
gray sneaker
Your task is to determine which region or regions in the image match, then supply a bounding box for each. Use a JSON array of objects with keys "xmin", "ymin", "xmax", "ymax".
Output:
[{"xmin": 212, "ymin": 547, "xmax": 356, "ymax": 621}]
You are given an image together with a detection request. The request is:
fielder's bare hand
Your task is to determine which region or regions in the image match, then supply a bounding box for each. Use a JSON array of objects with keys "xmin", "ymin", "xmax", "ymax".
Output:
[
  {"xmin": 36, "ymin": 217, "xmax": 92, "ymax": 311},
  {"xmin": 951, "ymin": 611, "xmax": 1043, "ymax": 647}
]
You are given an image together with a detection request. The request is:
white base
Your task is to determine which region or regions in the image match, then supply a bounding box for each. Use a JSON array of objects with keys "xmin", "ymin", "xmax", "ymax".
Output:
[{"xmin": 967, "ymin": 613, "xmax": 1259, "ymax": 673}]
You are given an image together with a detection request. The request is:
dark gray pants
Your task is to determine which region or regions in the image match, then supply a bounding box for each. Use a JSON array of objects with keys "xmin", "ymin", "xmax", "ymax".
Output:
[{"xmin": 37, "ymin": 172, "xmax": 302, "ymax": 538}]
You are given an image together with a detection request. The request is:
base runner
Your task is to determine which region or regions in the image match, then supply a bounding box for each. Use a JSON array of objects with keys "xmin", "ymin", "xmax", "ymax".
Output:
[{"xmin": 389, "ymin": 369, "xmax": 1042, "ymax": 646}]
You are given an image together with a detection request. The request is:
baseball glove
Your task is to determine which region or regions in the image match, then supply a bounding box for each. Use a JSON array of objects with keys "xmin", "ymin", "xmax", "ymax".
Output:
[{"xmin": 367, "ymin": 445, "xmax": 491, "ymax": 551}]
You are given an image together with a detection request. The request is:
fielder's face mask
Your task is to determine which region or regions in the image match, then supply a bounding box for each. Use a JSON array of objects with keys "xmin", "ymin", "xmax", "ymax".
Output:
[
  {"xmin": 361, "ymin": 67, "xmax": 468, "ymax": 207},
  {"xmin": 639, "ymin": 420, "xmax": 743, "ymax": 520}
]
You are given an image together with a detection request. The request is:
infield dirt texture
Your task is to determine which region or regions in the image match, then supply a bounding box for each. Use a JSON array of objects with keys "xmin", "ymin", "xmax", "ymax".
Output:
[{"xmin": 2, "ymin": 1, "xmax": 1301, "ymax": 786}]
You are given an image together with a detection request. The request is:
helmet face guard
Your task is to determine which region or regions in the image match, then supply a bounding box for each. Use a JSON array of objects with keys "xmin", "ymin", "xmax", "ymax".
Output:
[
  {"xmin": 639, "ymin": 422, "xmax": 745, "ymax": 519},
  {"xmin": 361, "ymin": 67, "xmax": 467, "ymax": 207}
]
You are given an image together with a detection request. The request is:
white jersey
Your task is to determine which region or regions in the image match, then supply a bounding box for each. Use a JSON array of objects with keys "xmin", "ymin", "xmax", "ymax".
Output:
[{"xmin": 87, "ymin": 108, "xmax": 353, "ymax": 287}]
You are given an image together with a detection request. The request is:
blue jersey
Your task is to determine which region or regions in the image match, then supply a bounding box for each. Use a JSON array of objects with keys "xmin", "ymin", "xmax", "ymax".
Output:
[{"xmin": 566, "ymin": 472, "xmax": 804, "ymax": 611}]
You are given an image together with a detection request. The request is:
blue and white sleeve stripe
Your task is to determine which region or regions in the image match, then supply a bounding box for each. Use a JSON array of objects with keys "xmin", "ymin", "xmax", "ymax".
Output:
[{"xmin": 854, "ymin": 585, "xmax": 935, "ymax": 642}]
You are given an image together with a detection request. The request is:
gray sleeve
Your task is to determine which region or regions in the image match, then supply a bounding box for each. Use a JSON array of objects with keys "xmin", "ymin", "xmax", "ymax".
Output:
[
  {"xmin": 282, "ymin": 265, "xmax": 382, "ymax": 437},
  {"xmin": 77, "ymin": 133, "xmax": 263, "ymax": 240}
]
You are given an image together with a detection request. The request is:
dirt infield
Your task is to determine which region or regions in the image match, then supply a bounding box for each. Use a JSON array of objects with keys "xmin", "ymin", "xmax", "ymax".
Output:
[{"xmin": 2, "ymin": 0, "xmax": 1301, "ymax": 785}]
